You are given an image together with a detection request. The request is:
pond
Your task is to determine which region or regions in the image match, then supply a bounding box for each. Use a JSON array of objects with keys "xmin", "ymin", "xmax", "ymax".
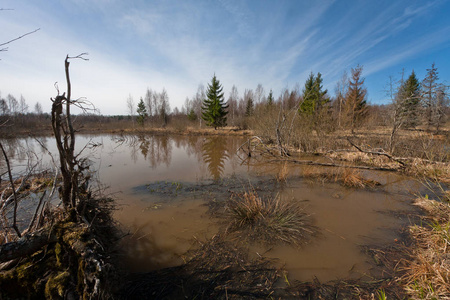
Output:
[{"xmin": 1, "ymin": 134, "xmax": 421, "ymax": 282}]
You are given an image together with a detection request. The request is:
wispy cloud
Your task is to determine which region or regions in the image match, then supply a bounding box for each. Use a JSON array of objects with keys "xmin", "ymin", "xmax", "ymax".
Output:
[{"xmin": 1, "ymin": 0, "xmax": 449, "ymax": 114}]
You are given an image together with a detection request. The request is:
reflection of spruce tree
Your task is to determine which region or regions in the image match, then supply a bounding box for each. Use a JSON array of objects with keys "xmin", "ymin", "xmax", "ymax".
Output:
[
  {"xmin": 202, "ymin": 137, "xmax": 229, "ymax": 181},
  {"xmin": 138, "ymin": 135, "xmax": 150, "ymax": 159}
]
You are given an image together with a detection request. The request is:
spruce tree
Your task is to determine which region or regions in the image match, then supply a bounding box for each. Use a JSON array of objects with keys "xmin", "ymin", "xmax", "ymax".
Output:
[
  {"xmin": 300, "ymin": 72, "xmax": 329, "ymax": 116},
  {"xmin": 136, "ymin": 97, "xmax": 148, "ymax": 126},
  {"xmin": 398, "ymin": 71, "xmax": 420, "ymax": 128},
  {"xmin": 300, "ymin": 73, "xmax": 315, "ymax": 115},
  {"xmin": 267, "ymin": 89, "xmax": 274, "ymax": 106},
  {"xmin": 344, "ymin": 65, "xmax": 367, "ymax": 133},
  {"xmin": 202, "ymin": 75, "xmax": 228, "ymax": 129},
  {"xmin": 245, "ymin": 97, "xmax": 254, "ymax": 117}
]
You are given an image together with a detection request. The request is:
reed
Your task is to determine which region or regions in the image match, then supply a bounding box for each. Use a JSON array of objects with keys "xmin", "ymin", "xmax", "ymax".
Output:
[{"xmin": 225, "ymin": 186, "xmax": 316, "ymax": 245}]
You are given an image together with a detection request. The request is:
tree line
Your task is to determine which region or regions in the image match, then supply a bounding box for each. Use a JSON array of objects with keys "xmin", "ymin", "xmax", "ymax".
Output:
[
  {"xmin": 129, "ymin": 63, "xmax": 448, "ymax": 134},
  {"xmin": 0, "ymin": 93, "xmax": 43, "ymax": 116},
  {"xmin": 1, "ymin": 63, "xmax": 447, "ymax": 135}
]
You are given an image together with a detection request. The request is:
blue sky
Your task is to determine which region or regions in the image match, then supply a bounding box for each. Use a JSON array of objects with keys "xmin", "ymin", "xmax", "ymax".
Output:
[{"xmin": 1, "ymin": 0, "xmax": 449, "ymax": 115}]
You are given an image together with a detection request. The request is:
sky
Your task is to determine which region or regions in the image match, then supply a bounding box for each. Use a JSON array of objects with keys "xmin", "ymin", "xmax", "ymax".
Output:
[{"xmin": 1, "ymin": 0, "xmax": 450, "ymax": 115}]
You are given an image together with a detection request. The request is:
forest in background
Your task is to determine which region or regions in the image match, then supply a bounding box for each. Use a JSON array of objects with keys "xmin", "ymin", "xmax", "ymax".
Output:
[{"xmin": 1, "ymin": 63, "xmax": 448, "ymax": 164}]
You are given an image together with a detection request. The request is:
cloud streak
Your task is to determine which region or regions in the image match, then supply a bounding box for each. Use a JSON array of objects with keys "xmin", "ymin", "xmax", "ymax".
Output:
[{"xmin": 1, "ymin": 0, "xmax": 449, "ymax": 114}]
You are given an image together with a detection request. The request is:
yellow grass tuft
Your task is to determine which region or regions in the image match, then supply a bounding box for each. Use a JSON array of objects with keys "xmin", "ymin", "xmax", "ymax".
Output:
[
  {"xmin": 401, "ymin": 197, "xmax": 450, "ymax": 299},
  {"xmin": 225, "ymin": 186, "xmax": 316, "ymax": 245}
]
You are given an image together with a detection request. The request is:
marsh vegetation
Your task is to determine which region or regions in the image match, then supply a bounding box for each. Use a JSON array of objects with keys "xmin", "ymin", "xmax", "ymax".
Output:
[{"xmin": 0, "ymin": 57, "xmax": 449, "ymax": 299}]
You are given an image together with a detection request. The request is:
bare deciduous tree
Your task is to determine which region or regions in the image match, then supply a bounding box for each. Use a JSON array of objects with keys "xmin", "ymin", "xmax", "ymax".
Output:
[
  {"xmin": 7, "ymin": 94, "xmax": 18, "ymax": 116},
  {"xmin": 159, "ymin": 88, "xmax": 170, "ymax": 127},
  {"xmin": 255, "ymin": 83, "xmax": 265, "ymax": 104},
  {"xmin": 421, "ymin": 63, "xmax": 448, "ymax": 132},
  {"xmin": 228, "ymin": 85, "xmax": 239, "ymax": 126},
  {"xmin": 126, "ymin": 94, "xmax": 135, "ymax": 117},
  {"xmin": 144, "ymin": 88, "xmax": 153, "ymax": 117},
  {"xmin": 19, "ymin": 95, "xmax": 28, "ymax": 114},
  {"xmin": 334, "ymin": 70, "xmax": 348, "ymax": 128},
  {"xmin": 34, "ymin": 102, "xmax": 43, "ymax": 115}
]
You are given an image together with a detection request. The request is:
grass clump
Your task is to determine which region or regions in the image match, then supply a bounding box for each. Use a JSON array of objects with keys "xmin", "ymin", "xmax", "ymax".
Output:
[
  {"xmin": 401, "ymin": 197, "xmax": 450, "ymax": 299},
  {"xmin": 225, "ymin": 186, "xmax": 316, "ymax": 245},
  {"xmin": 302, "ymin": 166, "xmax": 380, "ymax": 188}
]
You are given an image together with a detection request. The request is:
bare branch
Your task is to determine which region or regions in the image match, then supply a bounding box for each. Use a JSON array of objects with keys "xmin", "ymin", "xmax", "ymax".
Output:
[
  {"xmin": 67, "ymin": 53, "xmax": 89, "ymax": 61},
  {"xmin": 347, "ymin": 137, "xmax": 407, "ymax": 167},
  {"xmin": 0, "ymin": 28, "xmax": 40, "ymax": 51},
  {"xmin": 0, "ymin": 142, "xmax": 21, "ymax": 237}
]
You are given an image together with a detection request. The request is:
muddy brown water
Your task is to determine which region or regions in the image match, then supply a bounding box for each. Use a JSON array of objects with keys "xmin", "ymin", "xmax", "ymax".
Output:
[{"xmin": 2, "ymin": 134, "xmax": 421, "ymax": 282}]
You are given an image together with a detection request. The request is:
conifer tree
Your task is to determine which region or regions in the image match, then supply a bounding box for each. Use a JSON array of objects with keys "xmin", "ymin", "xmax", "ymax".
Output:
[
  {"xmin": 398, "ymin": 71, "xmax": 420, "ymax": 128},
  {"xmin": 202, "ymin": 75, "xmax": 228, "ymax": 129},
  {"xmin": 344, "ymin": 65, "xmax": 367, "ymax": 133},
  {"xmin": 245, "ymin": 89, "xmax": 254, "ymax": 117},
  {"xmin": 136, "ymin": 97, "xmax": 148, "ymax": 126},
  {"xmin": 300, "ymin": 72, "xmax": 329, "ymax": 116},
  {"xmin": 267, "ymin": 89, "xmax": 274, "ymax": 106}
]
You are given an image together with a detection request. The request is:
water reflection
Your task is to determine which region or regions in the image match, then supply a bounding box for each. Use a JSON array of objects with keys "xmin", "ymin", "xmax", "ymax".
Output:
[
  {"xmin": 3, "ymin": 134, "xmax": 421, "ymax": 282},
  {"xmin": 202, "ymin": 137, "xmax": 229, "ymax": 180},
  {"xmin": 0, "ymin": 136, "xmax": 52, "ymax": 176},
  {"xmin": 113, "ymin": 134, "xmax": 243, "ymax": 181},
  {"xmin": 121, "ymin": 135, "xmax": 173, "ymax": 168}
]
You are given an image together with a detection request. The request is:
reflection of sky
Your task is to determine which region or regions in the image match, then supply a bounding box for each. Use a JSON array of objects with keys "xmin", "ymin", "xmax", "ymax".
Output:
[{"xmin": 4, "ymin": 134, "xmax": 248, "ymax": 195}]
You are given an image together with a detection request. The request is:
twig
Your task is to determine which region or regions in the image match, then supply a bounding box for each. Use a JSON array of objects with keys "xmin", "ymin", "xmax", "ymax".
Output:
[
  {"xmin": 0, "ymin": 28, "xmax": 40, "ymax": 51},
  {"xmin": 0, "ymin": 142, "xmax": 21, "ymax": 237}
]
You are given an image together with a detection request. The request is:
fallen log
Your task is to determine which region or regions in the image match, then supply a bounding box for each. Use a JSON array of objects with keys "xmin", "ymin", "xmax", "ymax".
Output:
[{"xmin": 0, "ymin": 227, "xmax": 56, "ymax": 264}]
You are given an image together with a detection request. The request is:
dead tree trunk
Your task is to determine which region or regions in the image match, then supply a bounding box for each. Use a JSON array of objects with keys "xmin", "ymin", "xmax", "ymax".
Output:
[{"xmin": 51, "ymin": 54, "xmax": 88, "ymax": 210}]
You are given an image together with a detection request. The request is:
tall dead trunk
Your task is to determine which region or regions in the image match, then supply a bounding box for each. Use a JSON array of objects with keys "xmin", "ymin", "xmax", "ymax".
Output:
[{"xmin": 50, "ymin": 54, "xmax": 88, "ymax": 211}]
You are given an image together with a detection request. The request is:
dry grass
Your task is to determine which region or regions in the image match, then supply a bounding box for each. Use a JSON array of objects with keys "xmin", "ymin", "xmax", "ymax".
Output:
[
  {"xmin": 301, "ymin": 166, "xmax": 380, "ymax": 188},
  {"xmin": 410, "ymin": 160, "xmax": 450, "ymax": 184},
  {"xmin": 340, "ymin": 168, "xmax": 367, "ymax": 188},
  {"xmin": 276, "ymin": 163, "xmax": 289, "ymax": 183},
  {"xmin": 225, "ymin": 186, "xmax": 317, "ymax": 245},
  {"xmin": 401, "ymin": 197, "xmax": 450, "ymax": 299}
]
